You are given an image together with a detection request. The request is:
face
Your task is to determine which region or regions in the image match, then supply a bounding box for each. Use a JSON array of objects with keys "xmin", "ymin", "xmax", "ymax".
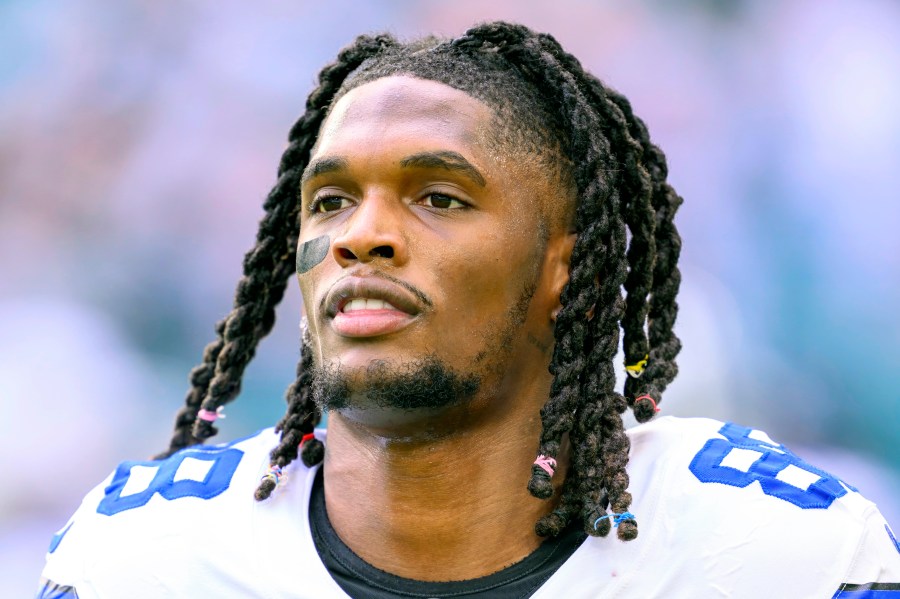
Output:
[{"xmin": 297, "ymin": 75, "xmax": 574, "ymax": 427}]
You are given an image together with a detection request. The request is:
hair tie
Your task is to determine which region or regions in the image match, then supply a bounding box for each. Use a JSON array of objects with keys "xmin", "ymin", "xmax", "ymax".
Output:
[
  {"xmin": 299, "ymin": 432, "xmax": 316, "ymax": 447},
  {"xmin": 625, "ymin": 355, "xmax": 649, "ymax": 378},
  {"xmin": 593, "ymin": 511, "xmax": 636, "ymax": 530},
  {"xmin": 634, "ymin": 394, "xmax": 660, "ymax": 413},
  {"xmin": 197, "ymin": 406, "xmax": 226, "ymax": 422},
  {"xmin": 533, "ymin": 455, "xmax": 557, "ymax": 477},
  {"xmin": 261, "ymin": 464, "xmax": 286, "ymax": 488}
]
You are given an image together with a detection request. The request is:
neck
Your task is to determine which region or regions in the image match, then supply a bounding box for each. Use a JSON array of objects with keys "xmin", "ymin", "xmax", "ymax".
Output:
[{"xmin": 322, "ymin": 378, "xmax": 568, "ymax": 582}]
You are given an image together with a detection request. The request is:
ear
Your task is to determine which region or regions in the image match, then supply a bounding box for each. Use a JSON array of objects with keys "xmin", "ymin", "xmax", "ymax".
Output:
[{"xmin": 546, "ymin": 232, "xmax": 577, "ymax": 322}]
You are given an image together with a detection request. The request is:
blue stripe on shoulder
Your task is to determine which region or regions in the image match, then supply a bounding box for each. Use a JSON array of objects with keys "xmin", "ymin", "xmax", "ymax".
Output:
[
  {"xmin": 35, "ymin": 578, "xmax": 79, "ymax": 599},
  {"xmin": 887, "ymin": 524, "xmax": 900, "ymax": 555},
  {"xmin": 832, "ymin": 582, "xmax": 900, "ymax": 598}
]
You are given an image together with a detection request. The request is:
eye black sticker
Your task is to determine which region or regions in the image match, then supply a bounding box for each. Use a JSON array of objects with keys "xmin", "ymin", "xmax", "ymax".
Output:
[{"xmin": 296, "ymin": 235, "xmax": 330, "ymax": 274}]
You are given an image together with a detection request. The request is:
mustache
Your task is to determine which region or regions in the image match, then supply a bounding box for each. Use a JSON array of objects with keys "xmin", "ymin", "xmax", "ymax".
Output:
[
  {"xmin": 318, "ymin": 271, "xmax": 434, "ymax": 315},
  {"xmin": 378, "ymin": 272, "xmax": 433, "ymax": 309}
]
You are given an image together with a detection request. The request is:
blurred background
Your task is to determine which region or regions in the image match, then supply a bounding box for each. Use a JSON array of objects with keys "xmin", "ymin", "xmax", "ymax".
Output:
[{"xmin": 1, "ymin": 0, "xmax": 898, "ymax": 593}]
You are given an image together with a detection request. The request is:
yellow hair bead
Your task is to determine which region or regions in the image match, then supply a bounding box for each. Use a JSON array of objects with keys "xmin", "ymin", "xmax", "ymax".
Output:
[{"xmin": 625, "ymin": 354, "xmax": 649, "ymax": 378}]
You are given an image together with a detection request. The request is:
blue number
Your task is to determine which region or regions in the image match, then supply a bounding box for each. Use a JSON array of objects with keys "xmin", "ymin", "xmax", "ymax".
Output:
[
  {"xmin": 47, "ymin": 522, "xmax": 73, "ymax": 554},
  {"xmin": 689, "ymin": 423, "xmax": 853, "ymax": 509},
  {"xmin": 97, "ymin": 445, "xmax": 243, "ymax": 516}
]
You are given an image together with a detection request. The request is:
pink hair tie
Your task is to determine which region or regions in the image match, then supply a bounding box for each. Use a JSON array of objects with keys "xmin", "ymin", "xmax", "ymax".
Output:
[
  {"xmin": 533, "ymin": 455, "xmax": 557, "ymax": 477},
  {"xmin": 634, "ymin": 394, "xmax": 660, "ymax": 413},
  {"xmin": 197, "ymin": 406, "xmax": 226, "ymax": 422}
]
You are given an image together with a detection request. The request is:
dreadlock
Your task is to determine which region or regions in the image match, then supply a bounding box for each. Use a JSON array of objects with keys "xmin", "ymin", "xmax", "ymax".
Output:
[
  {"xmin": 155, "ymin": 33, "xmax": 397, "ymax": 458},
  {"xmin": 157, "ymin": 22, "xmax": 682, "ymax": 542}
]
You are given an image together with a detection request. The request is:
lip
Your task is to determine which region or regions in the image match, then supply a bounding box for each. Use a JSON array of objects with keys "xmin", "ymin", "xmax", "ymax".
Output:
[{"xmin": 323, "ymin": 275, "xmax": 424, "ymax": 338}]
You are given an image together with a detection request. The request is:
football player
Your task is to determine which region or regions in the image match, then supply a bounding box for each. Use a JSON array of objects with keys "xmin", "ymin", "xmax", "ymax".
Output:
[{"xmin": 39, "ymin": 22, "xmax": 900, "ymax": 598}]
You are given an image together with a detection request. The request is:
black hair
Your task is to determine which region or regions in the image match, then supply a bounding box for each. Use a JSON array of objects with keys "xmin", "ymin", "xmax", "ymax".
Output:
[{"xmin": 156, "ymin": 22, "xmax": 682, "ymax": 542}]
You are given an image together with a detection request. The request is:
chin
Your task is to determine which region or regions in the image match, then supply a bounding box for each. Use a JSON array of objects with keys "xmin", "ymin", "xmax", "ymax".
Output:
[{"xmin": 310, "ymin": 353, "xmax": 481, "ymax": 414}]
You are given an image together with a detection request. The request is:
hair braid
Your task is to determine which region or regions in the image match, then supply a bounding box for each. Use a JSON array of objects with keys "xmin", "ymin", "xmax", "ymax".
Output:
[
  {"xmin": 155, "ymin": 318, "xmax": 228, "ymax": 458},
  {"xmin": 536, "ymin": 36, "xmax": 664, "ymax": 423},
  {"xmin": 452, "ymin": 32, "xmax": 621, "ymax": 511},
  {"xmin": 528, "ymin": 31, "xmax": 684, "ymax": 539},
  {"xmin": 245, "ymin": 35, "xmax": 399, "ymax": 496},
  {"xmin": 255, "ymin": 326, "xmax": 320, "ymax": 500},
  {"xmin": 450, "ymin": 24, "xmax": 678, "ymax": 539},
  {"xmin": 444, "ymin": 28, "xmax": 573, "ymax": 499},
  {"xmin": 602, "ymin": 91, "xmax": 683, "ymax": 421},
  {"xmin": 492, "ymin": 29, "xmax": 637, "ymax": 539},
  {"xmin": 566, "ymin": 79, "xmax": 639, "ymax": 539},
  {"xmin": 157, "ymin": 34, "xmax": 397, "ymax": 457},
  {"xmin": 534, "ymin": 465, "xmax": 585, "ymax": 537},
  {"xmin": 192, "ymin": 178, "xmax": 302, "ymax": 440}
]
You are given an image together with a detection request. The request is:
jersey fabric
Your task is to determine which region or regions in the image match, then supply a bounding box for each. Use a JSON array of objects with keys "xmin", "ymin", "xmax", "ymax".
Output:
[{"xmin": 39, "ymin": 417, "xmax": 900, "ymax": 598}]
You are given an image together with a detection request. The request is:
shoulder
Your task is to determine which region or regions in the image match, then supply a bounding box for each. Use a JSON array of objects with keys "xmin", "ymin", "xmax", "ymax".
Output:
[
  {"xmin": 549, "ymin": 417, "xmax": 900, "ymax": 598},
  {"xmin": 539, "ymin": 417, "xmax": 900, "ymax": 598},
  {"xmin": 626, "ymin": 416, "xmax": 869, "ymax": 514},
  {"xmin": 39, "ymin": 428, "xmax": 310, "ymax": 598}
]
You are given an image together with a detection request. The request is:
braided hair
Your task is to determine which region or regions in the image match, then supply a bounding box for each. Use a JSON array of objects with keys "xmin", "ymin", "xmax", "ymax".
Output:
[{"xmin": 157, "ymin": 22, "xmax": 682, "ymax": 542}]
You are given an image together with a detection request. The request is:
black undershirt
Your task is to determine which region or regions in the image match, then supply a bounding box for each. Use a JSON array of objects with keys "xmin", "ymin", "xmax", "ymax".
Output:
[{"xmin": 309, "ymin": 468, "xmax": 587, "ymax": 598}]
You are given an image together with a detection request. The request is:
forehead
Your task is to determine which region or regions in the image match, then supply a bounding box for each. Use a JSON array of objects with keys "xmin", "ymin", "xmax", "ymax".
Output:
[{"xmin": 314, "ymin": 76, "xmax": 495, "ymax": 159}]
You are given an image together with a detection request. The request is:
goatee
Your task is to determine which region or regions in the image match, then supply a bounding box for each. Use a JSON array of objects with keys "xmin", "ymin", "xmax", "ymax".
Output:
[{"xmin": 311, "ymin": 354, "xmax": 481, "ymax": 412}]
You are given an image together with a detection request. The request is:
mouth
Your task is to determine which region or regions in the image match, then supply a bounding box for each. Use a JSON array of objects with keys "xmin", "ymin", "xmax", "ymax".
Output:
[{"xmin": 323, "ymin": 275, "xmax": 425, "ymax": 338}]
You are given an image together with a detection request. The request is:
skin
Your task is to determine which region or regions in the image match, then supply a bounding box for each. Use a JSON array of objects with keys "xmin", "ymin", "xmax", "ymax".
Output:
[{"xmin": 298, "ymin": 75, "xmax": 577, "ymax": 581}]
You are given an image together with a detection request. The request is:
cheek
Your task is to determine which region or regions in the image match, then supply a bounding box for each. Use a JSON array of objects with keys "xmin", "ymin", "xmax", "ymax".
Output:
[
  {"xmin": 426, "ymin": 231, "xmax": 529, "ymax": 328},
  {"xmin": 297, "ymin": 275, "xmax": 313, "ymax": 313}
]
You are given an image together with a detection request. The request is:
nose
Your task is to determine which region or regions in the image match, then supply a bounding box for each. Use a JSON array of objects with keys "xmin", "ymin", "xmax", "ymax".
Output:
[{"xmin": 331, "ymin": 193, "xmax": 409, "ymax": 267}]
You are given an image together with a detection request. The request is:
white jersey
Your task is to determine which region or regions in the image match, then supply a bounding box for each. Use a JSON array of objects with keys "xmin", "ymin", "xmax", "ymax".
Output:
[{"xmin": 39, "ymin": 417, "xmax": 900, "ymax": 598}]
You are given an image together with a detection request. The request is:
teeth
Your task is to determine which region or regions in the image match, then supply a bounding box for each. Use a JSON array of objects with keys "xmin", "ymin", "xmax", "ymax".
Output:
[
  {"xmin": 345, "ymin": 298, "xmax": 367, "ymax": 312},
  {"xmin": 343, "ymin": 298, "xmax": 397, "ymax": 312}
]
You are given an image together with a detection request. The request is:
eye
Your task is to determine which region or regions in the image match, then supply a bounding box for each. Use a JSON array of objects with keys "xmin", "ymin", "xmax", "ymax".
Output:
[
  {"xmin": 421, "ymin": 192, "xmax": 468, "ymax": 210},
  {"xmin": 311, "ymin": 196, "xmax": 352, "ymax": 214}
]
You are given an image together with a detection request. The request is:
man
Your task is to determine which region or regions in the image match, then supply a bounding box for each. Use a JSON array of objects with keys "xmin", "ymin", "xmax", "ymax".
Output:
[{"xmin": 39, "ymin": 22, "xmax": 900, "ymax": 598}]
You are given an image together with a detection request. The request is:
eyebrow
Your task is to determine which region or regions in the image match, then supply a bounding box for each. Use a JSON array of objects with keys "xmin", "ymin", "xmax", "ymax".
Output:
[
  {"xmin": 301, "ymin": 151, "xmax": 486, "ymax": 187},
  {"xmin": 301, "ymin": 156, "xmax": 350, "ymax": 186},
  {"xmin": 399, "ymin": 151, "xmax": 486, "ymax": 187}
]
